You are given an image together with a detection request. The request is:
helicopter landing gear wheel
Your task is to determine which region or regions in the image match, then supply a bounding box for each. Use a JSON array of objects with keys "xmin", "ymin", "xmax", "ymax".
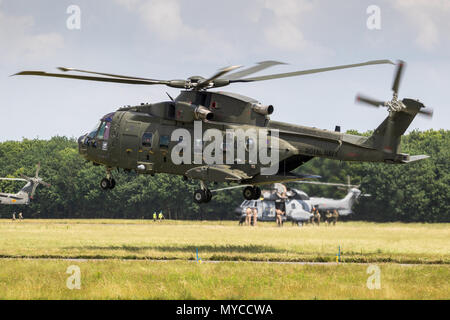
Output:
[
  {"xmin": 243, "ymin": 186, "xmax": 255, "ymax": 200},
  {"xmin": 253, "ymin": 186, "xmax": 261, "ymax": 199},
  {"xmin": 101, "ymin": 168, "xmax": 116, "ymax": 190},
  {"xmin": 100, "ymin": 178, "xmax": 111, "ymax": 190},
  {"xmin": 193, "ymin": 181, "xmax": 212, "ymax": 203},
  {"xmin": 194, "ymin": 189, "xmax": 206, "ymax": 203},
  {"xmin": 243, "ymin": 186, "xmax": 261, "ymax": 200},
  {"xmin": 205, "ymin": 189, "xmax": 212, "ymax": 202}
]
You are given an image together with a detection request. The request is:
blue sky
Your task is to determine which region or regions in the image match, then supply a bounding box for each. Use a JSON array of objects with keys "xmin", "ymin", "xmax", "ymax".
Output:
[{"xmin": 0, "ymin": 0, "xmax": 449, "ymax": 141}]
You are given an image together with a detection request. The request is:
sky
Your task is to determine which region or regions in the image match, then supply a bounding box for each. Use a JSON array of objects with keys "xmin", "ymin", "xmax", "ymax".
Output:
[{"xmin": 0, "ymin": 0, "xmax": 449, "ymax": 142}]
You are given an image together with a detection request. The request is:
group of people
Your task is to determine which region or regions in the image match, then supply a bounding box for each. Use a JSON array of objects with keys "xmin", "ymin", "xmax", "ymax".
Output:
[
  {"xmin": 311, "ymin": 207, "xmax": 339, "ymax": 226},
  {"xmin": 12, "ymin": 212, "xmax": 23, "ymax": 221},
  {"xmin": 152, "ymin": 211, "xmax": 164, "ymax": 222}
]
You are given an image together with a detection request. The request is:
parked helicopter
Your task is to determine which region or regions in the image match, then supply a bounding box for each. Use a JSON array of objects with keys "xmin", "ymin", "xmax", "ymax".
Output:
[
  {"xmin": 0, "ymin": 163, "xmax": 50, "ymax": 205},
  {"xmin": 14, "ymin": 59, "xmax": 432, "ymax": 203},
  {"xmin": 293, "ymin": 176, "xmax": 371, "ymax": 216},
  {"xmin": 234, "ymin": 179, "xmax": 368, "ymax": 226}
]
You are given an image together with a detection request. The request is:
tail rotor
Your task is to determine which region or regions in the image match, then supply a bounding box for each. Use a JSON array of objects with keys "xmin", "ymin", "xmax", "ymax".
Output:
[
  {"xmin": 356, "ymin": 60, "xmax": 433, "ymax": 117},
  {"xmin": 20, "ymin": 163, "xmax": 50, "ymax": 199}
]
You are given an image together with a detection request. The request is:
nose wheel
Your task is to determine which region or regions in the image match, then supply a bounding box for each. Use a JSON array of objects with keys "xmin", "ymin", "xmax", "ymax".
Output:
[
  {"xmin": 243, "ymin": 186, "xmax": 261, "ymax": 200},
  {"xmin": 100, "ymin": 168, "xmax": 116, "ymax": 190}
]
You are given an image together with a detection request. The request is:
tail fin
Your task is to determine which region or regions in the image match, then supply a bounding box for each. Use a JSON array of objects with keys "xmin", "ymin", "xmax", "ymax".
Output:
[
  {"xmin": 341, "ymin": 188, "xmax": 361, "ymax": 210},
  {"xmin": 19, "ymin": 181, "xmax": 34, "ymax": 196},
  {"xmin": 366, "ymin": 99, "xmax": 428, "ymax": 162}
]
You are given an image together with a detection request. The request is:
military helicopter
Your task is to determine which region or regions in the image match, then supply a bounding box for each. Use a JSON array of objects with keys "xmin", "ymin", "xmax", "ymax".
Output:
[
  {"xmin": 0, "ymin": 163, "xmax": 50, "ymax": 205},
  {"xmin": 234, "ymin": 178, "xmax": 369, "ymax": 226},
  {"xmin": 292, "ymin": 176, "xmax": 371, "ymax": 216},
  {"xmin": 14, "ymin": 59, "xmax": 432, "ymax": 203},
  {"xmin": 233, "ymin": 183, "xmax": 312, "ymax": 225}
]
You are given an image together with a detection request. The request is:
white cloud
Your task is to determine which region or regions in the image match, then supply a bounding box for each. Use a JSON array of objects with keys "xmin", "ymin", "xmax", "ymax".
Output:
[
  {"xmin": 262, "ymin": 0, "xmax": 313, "ymax": 51},
  {"xmin": 0, "ymin": 9, "xmax": 64, "ymax": 62},
  {"xmin": 393, "ymin": 0, "xmax": 450, "ymax": 51},
  {"xmin": 115, "ymin": 0, "xmax": 199, "ymax": 41},
  {"xmin": 113, "ymin": 0, "xmax": 237, "ymax": 63}
]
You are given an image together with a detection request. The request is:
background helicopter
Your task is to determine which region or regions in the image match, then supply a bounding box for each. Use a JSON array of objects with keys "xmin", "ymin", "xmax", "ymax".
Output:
[
  {"xmin": 0, "ymin": 163, "xmax": 50, "ymax": 205},
  {"xmin": 14, "ymin": 59, "xmax": 432, "ymax": 204},
  {"xmin": 292, "ymin": 176, "xmax": 371, "ymax": 216},
  {"xmin": 234, "ymin": 177, "xmax": 369, "ymax": 226}
]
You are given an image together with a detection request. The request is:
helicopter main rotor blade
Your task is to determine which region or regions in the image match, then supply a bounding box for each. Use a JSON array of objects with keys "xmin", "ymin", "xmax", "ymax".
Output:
[
  {"xmin": 13, "ymin": 71, "xmax": 170, "ymax": 86},
  {"xmin": 292, "ymin": 181, "xmax": 359, "ymax": 188},
  {"xmin": 0, "ymin": 178, "xmax": 28, "ymax": 182},
  {"xmin": 392, "ymin": 60, "xmax": 405, "ymax": 95},
  {"xmin": 230, "ymin": 59, "xmax": 394, "ymax": 83},
  {"xmin": 195, "ymin": 65, "xmax": 241, "ymax": 90},
  {"xmin": 20, "ymin": 174, "xmax": 32, "ymax": 181},
  {"xmin": 35, "ymin": 162, "xmax": 40, "ymax": 178},
  {"xmin": 221, "ymin": 60, "xmax": 287, "ymax": 80},
  {"xmin": 418, "ymin": 107, "xmax": 434, "ymax": 117},
  {"xmin": 355, "ymin": 94, "xmax": 385, "ymax": 107},
  {"xmin": 39, "ymin": 180, "xmax": 51, "ymax": 188},
  {"xmin": 57, "ymin": 67, "xmax": 161, "ymax": 81}
]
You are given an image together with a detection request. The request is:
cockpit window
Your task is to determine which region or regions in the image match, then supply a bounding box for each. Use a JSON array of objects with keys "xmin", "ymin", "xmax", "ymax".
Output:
[
  {"xmin": 103, "ymin": 122, "xmax": 111, "ymax": 140},
  {"xmin": 97, "ymin": 122, "xmax": 107, "ymax": 139},
  {"xmin": 101, "ymin": 112, "xmax": 115, "ymax": 122},
  {"xmin": 88, "ymin": 121, "xmax": 101, "ymax": 138}
]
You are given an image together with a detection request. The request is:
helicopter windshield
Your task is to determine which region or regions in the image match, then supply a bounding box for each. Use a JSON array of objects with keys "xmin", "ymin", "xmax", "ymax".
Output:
[
  {"xmin": 87, "ymin": 121, "xmax": 101, "ymax": 138},
  {"xmin": 87, "ymin": 113, "xmax": 115, "ymax": 139}
]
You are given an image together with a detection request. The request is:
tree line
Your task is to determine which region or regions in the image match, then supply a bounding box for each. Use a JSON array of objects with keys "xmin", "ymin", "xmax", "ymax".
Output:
[{"xmin": 0, "ymin": 129, "xmax": 448, "ymax": 222}]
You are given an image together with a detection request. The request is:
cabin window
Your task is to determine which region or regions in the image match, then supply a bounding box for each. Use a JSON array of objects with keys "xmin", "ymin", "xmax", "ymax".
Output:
[
  {"xmin": 160, "ymin": 135, "xmax": 170, "ymax": 148},
  {"xmin": 142, "ymin": 133, "xmax": 153, "ymax": 147}
]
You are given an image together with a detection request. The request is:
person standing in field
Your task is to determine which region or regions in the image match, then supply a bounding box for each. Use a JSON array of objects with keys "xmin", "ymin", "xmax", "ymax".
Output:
[
  {"xmin": 245, "ymin": 207, "xmax": 252, "ymax": 226},
  {"xmin": 12, "ymin": 212, "xmax": 16, "ymax": 221},
  {"xmin": 252, "ymin": 207, "xmax": 258, "ymax": 227},
  {"xmin": 325, "ymin": 210, "xmax": 332, "ymax": 225},
  {"xmin": 276, "ymin": 208, "xmax": 284, "ymax": 227},
  {"xmin": 18, "ymin": 212, "xmax": 23, "ymax": 220},
  {"xmin": 310, "ymin": 207, "xmax": 316, "ymax": 225},
  {"xmin": 332, "ymin": 210, "xmax": 339, "ymax": 226},
  {"xmin": 158, "ymin": 211, "xmax": 164, "ymax": 222},
  {"xmin": 314, "ymin": 209, "xmax": 321, "ymax": 226},
  {"xmin": 153, "ymin": 211, "xmax": 157, "ymax": 222}
]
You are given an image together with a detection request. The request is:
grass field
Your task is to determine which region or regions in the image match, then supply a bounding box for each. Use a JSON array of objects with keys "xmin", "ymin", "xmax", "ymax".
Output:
[{"xmin": 0, "ymin": 219, "xmax": 449, "ymax": 299}]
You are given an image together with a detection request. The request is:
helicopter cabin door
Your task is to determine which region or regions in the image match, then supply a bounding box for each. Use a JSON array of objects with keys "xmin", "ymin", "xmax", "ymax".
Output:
[
  {"xmin": 154, "ymin": 122, "xmax": 175, "ymax": 172},
  {"xmin": 120, "ymin": 120, "xmax": 141, "ymax": 169},
  {"xmin": 138, "ymin": 123, "xmax": 158, "ymax": 172},
  {"xmin": 262, "ymin": 201, "xmax": 275, "ymax": 220}
]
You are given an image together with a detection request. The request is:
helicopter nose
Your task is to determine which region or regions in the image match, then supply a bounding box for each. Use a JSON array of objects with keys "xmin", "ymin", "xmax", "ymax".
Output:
[
  {"xmin": 78, "ymin": 134, "xmax": 88, "ymax": 156},
  {"xmin": 78, "ymin": 134, "xmax": 87, "ymax": 146}
]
